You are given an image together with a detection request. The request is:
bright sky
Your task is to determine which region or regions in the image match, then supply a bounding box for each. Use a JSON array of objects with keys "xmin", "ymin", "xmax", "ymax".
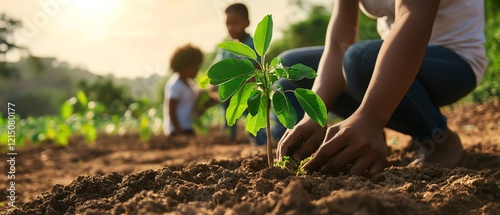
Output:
[{"xmin": 1, "ymin": 0, "xmax": 332, "ymax": 78}]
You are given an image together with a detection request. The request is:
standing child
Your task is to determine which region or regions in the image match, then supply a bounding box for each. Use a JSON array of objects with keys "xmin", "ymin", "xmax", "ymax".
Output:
[
  {"xmin": 214, "ymin": 3, "xmax": 257, "ymax": 63},
  {"xmin": 214, "ymin": 3, "xmax": 262, "ymax": 142},
  {"xmin": 163, "ymin": 44, "xmax": 204, "ymax": 136}
]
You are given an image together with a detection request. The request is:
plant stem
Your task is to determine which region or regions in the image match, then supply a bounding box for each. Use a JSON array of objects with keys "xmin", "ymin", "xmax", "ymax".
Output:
[
  {"xmin": 261, "ymin": 55, "xmax": 273, "ymax": 167},
  {"xmin": 266, "ymin": 95, "xmax": 273, "ymax": 167}
]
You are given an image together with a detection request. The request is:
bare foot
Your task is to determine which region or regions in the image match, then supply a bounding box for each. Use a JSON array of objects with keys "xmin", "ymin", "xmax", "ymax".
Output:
[{"xmin": 410, "ymin": 128, "xmax": 464, "ymax": 168}]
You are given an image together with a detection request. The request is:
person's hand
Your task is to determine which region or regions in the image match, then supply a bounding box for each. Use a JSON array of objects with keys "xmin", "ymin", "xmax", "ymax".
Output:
[
  {"xmin": 206, "ymin": 85, "xmax": 220, "ymax": 101},
  {"xmin": 277, "ymin": 117, "xmax": 327, "ymax": 161},
  {"xmin": 302, "ymin": 113, "xmax": 388, "ymax": 177}
]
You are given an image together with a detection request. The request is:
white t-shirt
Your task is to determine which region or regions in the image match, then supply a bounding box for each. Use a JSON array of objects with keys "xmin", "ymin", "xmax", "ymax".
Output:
[
  {"xmin": 359, "ymin": 0, "xmax": 489, "ymax": 85},
  {"xmin": 163, "ymin": 73, "xmax": 198, "ymax": 135}
]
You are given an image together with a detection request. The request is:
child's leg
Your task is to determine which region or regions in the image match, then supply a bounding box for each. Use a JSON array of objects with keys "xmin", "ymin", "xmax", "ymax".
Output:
[{"xmin": 342, "ymin": 40, "xmax": 476, "ymax": 167}]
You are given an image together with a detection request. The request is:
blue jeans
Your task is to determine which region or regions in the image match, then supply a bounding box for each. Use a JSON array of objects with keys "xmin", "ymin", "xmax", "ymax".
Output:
[{"xmin": 273, "ymin": 40, "xmax": 476, "ymax": 142}]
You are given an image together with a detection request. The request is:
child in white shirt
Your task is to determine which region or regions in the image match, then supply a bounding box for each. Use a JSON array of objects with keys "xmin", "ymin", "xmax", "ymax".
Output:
[{"xmin": 163, "ymin": 44, "xmax": 203, "ymax": 136}]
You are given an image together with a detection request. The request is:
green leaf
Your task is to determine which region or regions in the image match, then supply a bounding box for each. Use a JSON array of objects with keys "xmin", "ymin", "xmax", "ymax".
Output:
[
  {"xmin": 269, "ymin": 73, "xmax": 278, "ymax": 84},
  {"xmin": 140, "ymin": 116, "xmax": 151, "ymax": 141},
  {"xmin": 82, "ymin": 123, "xmax": 97, "ymax": 143},
  {"xmin": 226, "ymin": 83, "xmax": 256, "ymax": 126},
  {"xmin": 271, "ymin": 57, "xmax": 285, "ymax": 79},
  {"xmin": 254, "ymin": 15, "xmax": 273, "ymax": 56},
  {"xmin": 91, "ymin": 101, "xmax": 106, "ymax": 113},
  {"xmin": 208, "ymin": 58, "xmax": 255, "ymax": 85},
  {"xmin": 273, "ymin": 155, "xmax": 291, "ymax": 168},
  {"xmin": 56, "ymin": 124, "xmax": 71, "ymax": 146},
  {"xmin": 247, "ymin": 90, "xmax": 261, "ymax": 116},
  {"xmin": 286, "ymin": 63, "xmax": 317, "ymax": 81},
  {"xmin": 0, "ymin": 133, "xmax": 8, "ymax": 145},
  {"xmin": 293, "ymin": 88, "xmax": 327, "ymax": 127},
  {"xmin": 255, "ymin": 75, "xmax": 266, "ymax": 87},
  {"xmin": 219, "ymin": 75, "xmax": 251, "ymax": 102},
  {"xmin": 198, "ymin": 75, "xmax": 211, "ymax": 89},
  {"xmin": 76, "ymin": 90, "xmax": 88, "ymax": 107},
  {"xmin": 140, "ymin": 115, "xmax": 149, "ymax": 129},
  {"xmin": 61, "ymin": 101, "xmax": 73, "ymax": 119},
  {"xmin": 140, "ymin": 128, "xmax": 151, "ymax": 142},
  {"xmin": 296, "ymin": 156, "xmax": 312, "ymax": 176},
  {"xmin": 218, "ymin": 41, "xmax": 258, "ymax": 61},
  {"xmin": 246, "ymin": 95, "xmax": 267, "ymax": 136},
  {"xmin": 46, "ymin": 126, "xmax": 56, "ymax": 140},
  {"xmin": 272, "ymin": 68, "xmax": 286, "ymax": 78},
  {"xmin": 272, "ymin": 90, "xmax": 297, "ymax": 129},
  {"xmin": 271, "ymin": 57, "xmax": 283, "ymax": 68}
]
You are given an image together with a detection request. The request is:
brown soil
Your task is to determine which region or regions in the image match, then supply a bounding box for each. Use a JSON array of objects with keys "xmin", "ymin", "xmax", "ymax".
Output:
[{"xmin": 1, "ymin": 100, "xmax": 499, "ymax": 215}]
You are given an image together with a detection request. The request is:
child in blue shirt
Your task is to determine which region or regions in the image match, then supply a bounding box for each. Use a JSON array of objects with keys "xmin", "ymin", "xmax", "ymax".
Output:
[
  {"xmin": 213, "ymin": 3, "xmax": 261, "ymax": 142},
  {"xmin": 214, "ymin": 3, "xmax": 257, "ymax": 63}
]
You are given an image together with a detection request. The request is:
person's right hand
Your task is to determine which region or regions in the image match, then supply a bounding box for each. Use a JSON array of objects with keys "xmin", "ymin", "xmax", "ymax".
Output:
[{"xmin": 277, "ymin": 117, "xmax": 327, "ymax": 161}]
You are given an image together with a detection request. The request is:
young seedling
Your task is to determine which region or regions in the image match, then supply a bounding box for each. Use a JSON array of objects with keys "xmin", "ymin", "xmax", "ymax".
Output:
[
  {"xmin": 207, "ymin": 15, "xmax": 327, "ymax": 167},
  {"xmin": 296, "ymin": 156, "xmax": 312, "ymax": 175},
  {"xmin": 273, "ymin": 155, "xmax": 294, "ymax": 169},
  {"xmin": 274, "ymin": 156, "xmax": 312, "ymax": 176}
]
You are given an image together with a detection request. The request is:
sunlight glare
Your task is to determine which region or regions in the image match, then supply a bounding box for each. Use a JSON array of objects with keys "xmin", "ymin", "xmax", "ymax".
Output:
[
  {"xmin": 56, "ymin": 0, "xmax": 123, "ymax": 41},
  {"xmin": 69, "ymin": 0, "xmax": 121, "ymax": 23}
]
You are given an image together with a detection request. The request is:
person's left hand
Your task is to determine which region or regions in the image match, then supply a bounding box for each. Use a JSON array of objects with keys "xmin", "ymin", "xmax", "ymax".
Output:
[{"xmin": 302, "ymin": 113, "xmax": 388, "ymax": 177}]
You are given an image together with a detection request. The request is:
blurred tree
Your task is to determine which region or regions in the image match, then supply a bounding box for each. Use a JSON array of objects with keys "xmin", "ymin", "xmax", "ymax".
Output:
[
  {"xmin": 0, "ymin": 13, "xmax": 21, "ymax": 58},
  {"xmin": 0, "ymin": 13, "xmax": 23, "ymax": 78},
  {"xmin": 78, "ymin": 77, "xmax": 135, "ymax": 115},
  {"xmin": 267, "ymin": 5, "xmax": 379, "ymax": 60},
  {"xmin": 288, "ymin": 0, "xmax": 306, "ymax": 9},
  {"xmin": 267, "ymin": 5, "xmax": 330, "ymax": 60},
  {"xmin": 471, "ymin": 0, "xmax": 500, "ymax": 101},
  {"xmin": 13, "ymin": 88, "xmax": 67, "ymax": 117}
]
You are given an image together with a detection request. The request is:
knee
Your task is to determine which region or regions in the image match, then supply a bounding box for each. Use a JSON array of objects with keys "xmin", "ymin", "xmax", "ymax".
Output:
[
  {"xmin": 279, "ymin": 46, "xmax": 324, "ymax": 69},
  {"xmin": 342, "ymin": 40, "xmax": 381, "ymax": 100},
  {"xmin": 343, "ymin": 41, "xmax": 370, "ymax": 83},
  {"xmin": 275, "ymin": 79, "xmax": 298, "ymax": 91}
]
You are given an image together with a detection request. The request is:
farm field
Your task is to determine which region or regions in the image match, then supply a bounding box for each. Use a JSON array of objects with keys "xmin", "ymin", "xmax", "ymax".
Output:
[
  {"xmin": 2, "ymin": 1, "xmax": 500, "ymax": 214},
  {"xmin": 1, "ymin": 100, "xmax": 499, "ymax": 215}
]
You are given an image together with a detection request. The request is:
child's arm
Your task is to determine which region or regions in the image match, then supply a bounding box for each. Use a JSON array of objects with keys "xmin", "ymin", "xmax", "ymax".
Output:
[
  {"xmin": 195, "ymin": 89, "xmax": 220, "ymax": 117},
  {"xmin": 168, "ymin": 98, "xmax": 183, "ymax": 133}
]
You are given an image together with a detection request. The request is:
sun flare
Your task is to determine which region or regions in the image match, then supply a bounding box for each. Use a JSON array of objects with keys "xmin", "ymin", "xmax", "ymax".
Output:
[{"xmin": 68, "ymin": 0, "xmax": 121, "ymax": 23}]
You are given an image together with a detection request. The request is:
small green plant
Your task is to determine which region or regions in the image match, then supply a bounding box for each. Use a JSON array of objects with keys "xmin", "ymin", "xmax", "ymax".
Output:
[
  {"xmin": 296, "ymin": 156, "xmax": 312, "ymax": 175},
  {"xmin": 0, "ymin": 90, "xmax": 164, "ymax": 147},
  {"xmin": 274, "ymin": 155, "xmax": 293, "ymax": 168},
  {"xmin": 207, "ymin": 15, "xmax": 327, "ymax": 167},
  {"xmin": 274, "ymin": 155, "xmax": 311, "ymax": 175}
]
